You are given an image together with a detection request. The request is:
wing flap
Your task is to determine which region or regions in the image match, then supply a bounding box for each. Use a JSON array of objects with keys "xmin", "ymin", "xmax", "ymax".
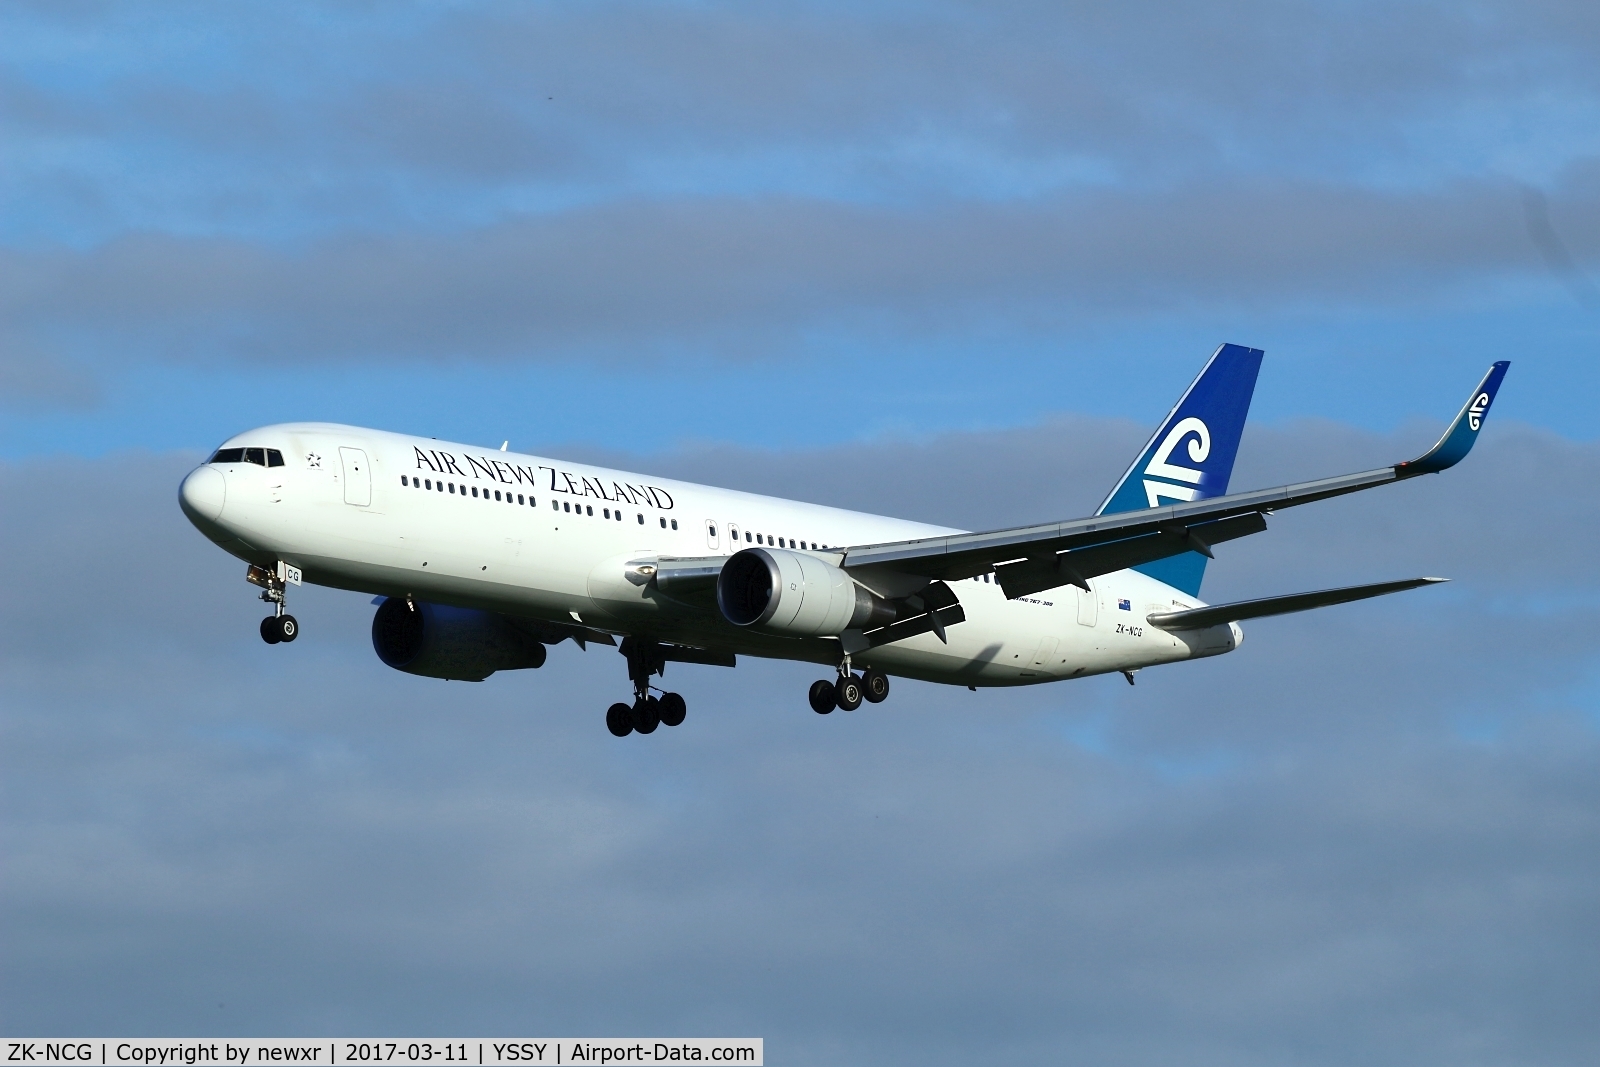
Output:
[
  {"xmin": 854, "ymin": 603, "xmax": 967, "ymax": 649},
  {"xmin": 994, "ymin": 512, "xmax": 1268, "ymax": 599}
]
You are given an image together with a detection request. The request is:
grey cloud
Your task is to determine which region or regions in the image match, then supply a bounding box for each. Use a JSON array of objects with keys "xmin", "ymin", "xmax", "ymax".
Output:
[
  {"xmin": 7, "ymin": 0, "xmax": 1599, "ymax": 394},
  {"xmin": 7, "ymin": 174, "xmax": 1594, "ymax": 369},
  {"xmin": 2, "ymin": 422, "xmax": 1597, "ymax": 1061},
  {"xmin": 0, "ymin": 344, "xmax": 101, "ymax": 411},
  {"xmin": 13, "ymin": 1, "xmax": 1600, "ymax": 185},
  {"xmin": 1523, "ymin": 186, "xmax": 1600, "ymax": 309},
  {"xmin": 6, "ymin": 0, "xmax": 1600, "ymax": 251}
]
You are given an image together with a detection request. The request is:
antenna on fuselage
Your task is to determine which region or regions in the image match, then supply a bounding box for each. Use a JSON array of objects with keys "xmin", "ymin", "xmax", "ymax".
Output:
[{"xmin": 500, "ymin": 441, "xmax": 508, "ymax": 451}]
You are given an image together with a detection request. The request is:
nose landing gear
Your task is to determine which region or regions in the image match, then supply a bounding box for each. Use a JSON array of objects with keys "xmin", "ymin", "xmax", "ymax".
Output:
[
  {"xmin": 248, "ymin": 562, "xmax": 300, "ymax": 644},
  {"xmin": 259, "ymin": 614, "xmax": 298, "ymax": 644}
]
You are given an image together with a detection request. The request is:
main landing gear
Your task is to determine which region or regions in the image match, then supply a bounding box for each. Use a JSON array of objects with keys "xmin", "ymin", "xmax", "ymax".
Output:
[
  {"xmin": 808, "ymin": 658, "xmax": 890, "ymax": 715},
  {"xmin": 607, "ymin": 638, "xmax": 688, "ymax": 737},
  {"xmin": 248, "ymin": 563, "xmax": 299, "ymax": 645}
]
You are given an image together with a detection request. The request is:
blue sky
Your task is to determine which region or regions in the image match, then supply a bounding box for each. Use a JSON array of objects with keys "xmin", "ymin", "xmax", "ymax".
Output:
[
  {"xmin": 3, "ymin": 3, "xmax": 1599, "ymax": 1060},
  {"xmin": 3, "ymin": 0, "xmax": 1596, "ymax": 460}
]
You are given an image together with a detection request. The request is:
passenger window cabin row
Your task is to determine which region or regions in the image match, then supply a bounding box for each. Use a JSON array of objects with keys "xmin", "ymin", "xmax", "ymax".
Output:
[
  {"xmin": 703, "ymin": 522, "xmax": 991, "ymax": 582},
  {"xmin": 398, "ymin": 475, "xmax": 681, "ymax": 528},
  {"xmin": 707, "ymin": 523, "xmax": 831, "ymax": 553},
  {"xmin": 396, "ymin": 477, "xmax": 833, "ymax": 551}
]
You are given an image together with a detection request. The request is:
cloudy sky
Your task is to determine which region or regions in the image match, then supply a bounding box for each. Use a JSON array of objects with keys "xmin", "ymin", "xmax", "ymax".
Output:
[{"xmin": 2, "ymin": 1, "xmax": 1597, "ymax": 1062}]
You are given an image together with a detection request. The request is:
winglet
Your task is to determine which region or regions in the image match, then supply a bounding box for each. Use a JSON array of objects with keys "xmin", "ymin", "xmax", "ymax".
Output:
[{"xmin": 1397, "ymin": 361, "xmax": 1510, "ymax": 476}]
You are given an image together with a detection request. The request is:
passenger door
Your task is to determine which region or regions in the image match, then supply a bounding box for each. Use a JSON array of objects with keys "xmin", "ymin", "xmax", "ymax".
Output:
[
  {"xmin": 339, "ymin": 446, "xmax": 371, "ymax": 506},
  {"xmin": 1076, "ymin": 581, "xmax": 1098, "ymax": 626}
]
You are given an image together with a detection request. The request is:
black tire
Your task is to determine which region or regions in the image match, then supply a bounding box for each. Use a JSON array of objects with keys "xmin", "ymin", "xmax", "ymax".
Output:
[
  {"xmin": 277, "ymin": 614, "xmax": 299, "ymax": 642},
  {"xmin": 808, "ymin": 679, "xmax": 837, "ymax": 715},
  {"xmin": 632, "ymin": 696, "xmax": 661, "ymax": 734},
  {"xmin": 862, "ymin": 667, "xmax": 890, "ymax": 703},
  {"xmin": 835, "ymin": 674, "xmax": 863, "ymax": 712},
  {"xmin": 658, "ymin": 692, "xmax": 687, "ymax": 727},
  {"xmin": 260, "ymin": 616, "xmax": 282, "ymax": 645},
  {"xmin": 606, "ymin": 702, "xmax": 634, "ymax": 737}
]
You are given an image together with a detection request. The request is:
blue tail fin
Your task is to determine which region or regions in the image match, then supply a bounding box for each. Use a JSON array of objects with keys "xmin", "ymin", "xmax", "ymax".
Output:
[{"xmin": 1096, "ymin": 343, "xmax": 1264, "ymax": 596}]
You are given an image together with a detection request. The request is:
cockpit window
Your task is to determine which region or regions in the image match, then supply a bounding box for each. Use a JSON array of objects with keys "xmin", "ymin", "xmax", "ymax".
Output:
[{"xmin": 210, "ymin": 447, "xmax": 283, "ymax": 467}]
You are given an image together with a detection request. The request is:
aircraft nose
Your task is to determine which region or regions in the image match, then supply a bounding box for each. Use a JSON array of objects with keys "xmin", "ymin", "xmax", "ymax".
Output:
[{"xmin": 179, "ymin": 465, "xmax": 227, "ymax": 523}]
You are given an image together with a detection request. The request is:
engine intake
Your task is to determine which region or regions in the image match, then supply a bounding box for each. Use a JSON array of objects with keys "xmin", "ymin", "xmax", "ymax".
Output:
[
  {"xmin": 716, "ymin": 548, "xmax": 897, "ymax": 637},
  {"xmin": 372, "ymin": 597, "xmax": 547, "ymax": 681}
]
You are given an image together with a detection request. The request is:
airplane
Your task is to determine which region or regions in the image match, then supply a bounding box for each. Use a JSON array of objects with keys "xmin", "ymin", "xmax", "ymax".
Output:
[{"xmin": 178, "ymin": 347, "xmax": 1509, "ymax": 737}]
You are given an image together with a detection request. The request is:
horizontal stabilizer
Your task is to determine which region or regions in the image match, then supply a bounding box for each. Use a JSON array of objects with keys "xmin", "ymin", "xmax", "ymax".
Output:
[{"xmin": 1146, "ymin": 577, "xmax": 1447, "ymax": 630}]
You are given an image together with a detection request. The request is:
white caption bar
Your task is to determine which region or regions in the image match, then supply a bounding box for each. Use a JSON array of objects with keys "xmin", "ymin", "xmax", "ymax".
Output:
[{"xmin": 4, "ymin": 1042, "xmax": 761, "ymax": 1067}]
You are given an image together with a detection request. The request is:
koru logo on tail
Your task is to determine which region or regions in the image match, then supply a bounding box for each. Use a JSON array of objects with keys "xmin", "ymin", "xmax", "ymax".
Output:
[
  {"xmin": 1143, "ymin": 417, "xmax": 1211, "ymax": 507},
  {"xmin": 1467, "ymin": 391, "xmax": 1490, "ymax": 431}
]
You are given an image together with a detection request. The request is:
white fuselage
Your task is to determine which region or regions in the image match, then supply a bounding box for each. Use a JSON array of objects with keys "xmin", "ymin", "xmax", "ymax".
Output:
[{"xmin": 179, "ymin": 423, "xmax": 1241, "ymax": 685}]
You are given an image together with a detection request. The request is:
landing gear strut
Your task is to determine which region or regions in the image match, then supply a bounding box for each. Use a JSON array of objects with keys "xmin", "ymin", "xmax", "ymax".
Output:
[
  {"xmin": 808, "ymin": 658, "xmax": 891, "ymax": 715},
  {"xmin": 607, "ymin": 638, "xmax": 687, "ymax": 737},
  {"xmin": 248, "ymin": 563, "xmax": 298, "ymax": 644}
]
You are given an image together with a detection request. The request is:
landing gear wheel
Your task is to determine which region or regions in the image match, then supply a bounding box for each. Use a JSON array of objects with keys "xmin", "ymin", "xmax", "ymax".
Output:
[
  {"xmin": 809, "ymin": 679, "xmax": 838, "ymax": 715},
  {"xmin": 632, "ymin": 695, "xmax": 661, "ymax": 734},
  {"xmin": 260, "ymin": 616, "xmax": 282, "ymax": 645},
  {"xmin": 835, "ymin": 674, "xmax": 864, "ymax": 712},
  {"xmin": 658, "ymin": 692, "xmax": 687, "ymax": 727},
  {"xmin": 606, "ymin": 702, "xmax": 634, "ymax": 737},
  {"xmin": 862, "ymin": 668, "xmax": 890, "ymax": 703},
  {"xmin": 276, "ymin": 614, "xmax": 298, "ymax": 642}
]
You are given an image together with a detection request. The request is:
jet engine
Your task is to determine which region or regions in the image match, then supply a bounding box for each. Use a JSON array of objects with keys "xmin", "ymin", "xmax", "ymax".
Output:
[
  {"xmin": 371, "ymin": 597, "xmax": 547, "ymax": 681},
  {"xmin": 716, "ymin": 547, "xmax": 897, "ymax": 637}
]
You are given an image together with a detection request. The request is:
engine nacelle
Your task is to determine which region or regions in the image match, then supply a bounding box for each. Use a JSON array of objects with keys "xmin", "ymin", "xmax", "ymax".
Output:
[
  {"xmin": 371, "ymin": 597, "xmax": 547, "ymax": 681},
  {"xmin": 716, "ymin": 548, "xmax": 897, "ymax": 637}
]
